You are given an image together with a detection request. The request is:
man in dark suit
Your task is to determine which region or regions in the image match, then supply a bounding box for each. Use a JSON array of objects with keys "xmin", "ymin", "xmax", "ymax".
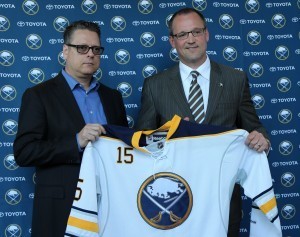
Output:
[
  {"xmin": 136, "ymin": 8, "xmax": 270, "ymax": 237},
  {"xmin": 13, "ymin": 21, "xmax": 128, "ymax": 237}
]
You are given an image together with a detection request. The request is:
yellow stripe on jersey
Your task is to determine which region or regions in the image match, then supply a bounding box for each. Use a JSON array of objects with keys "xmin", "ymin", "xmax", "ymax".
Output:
[
  {"xmin": 132, "ymin": 115, "xmax": 181, "ymax": 152},
  {"xmin": 260, "ymin": 197, "xmax": 277, "ymax": 214},
  {"xmin": 67, "ymin": 216, "xmax": 99, "ymax": 233}
]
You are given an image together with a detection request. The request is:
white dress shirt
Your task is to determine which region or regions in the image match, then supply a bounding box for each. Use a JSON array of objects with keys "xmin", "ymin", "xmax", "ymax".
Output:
[{"xmin": 179, "ymin": 56, "xmax": 211, "ymax": 113}]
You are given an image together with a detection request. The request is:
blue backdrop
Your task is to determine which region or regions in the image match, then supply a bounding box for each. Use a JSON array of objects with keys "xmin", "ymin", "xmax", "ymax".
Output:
[{"xmin": 0, "ymin": 0, "xmax": 299, "ymax": 236}]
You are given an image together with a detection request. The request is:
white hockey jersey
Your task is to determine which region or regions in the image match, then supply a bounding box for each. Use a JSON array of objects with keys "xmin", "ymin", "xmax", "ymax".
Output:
[{"xmin": 65, "ymin": 115, "xmax": 282, "ymax": 237}]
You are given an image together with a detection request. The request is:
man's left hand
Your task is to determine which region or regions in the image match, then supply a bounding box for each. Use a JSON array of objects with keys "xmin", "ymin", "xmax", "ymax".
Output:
[{"xmin": 245, "ymin": 131, "xmax": 270, "ymax": 153}]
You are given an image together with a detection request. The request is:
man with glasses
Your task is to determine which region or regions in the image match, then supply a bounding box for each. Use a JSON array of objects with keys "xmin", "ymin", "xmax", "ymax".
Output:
[
  {"xmin": 136, "ymin": 8, "xmax": 270, "ymax": 237},
  {"xmin": 14, "ymin": 20, "xmax": 127, "ymax": 237}
]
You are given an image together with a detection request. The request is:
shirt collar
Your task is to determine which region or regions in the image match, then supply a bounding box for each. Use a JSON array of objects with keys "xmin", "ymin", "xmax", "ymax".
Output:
[
  {"xmin": 62, "ymin": 69, "xmax": 100, "ymax": 91},
  {"xmin": 179, "ymin": 55, "xmax": 211, "ymax": 81}
]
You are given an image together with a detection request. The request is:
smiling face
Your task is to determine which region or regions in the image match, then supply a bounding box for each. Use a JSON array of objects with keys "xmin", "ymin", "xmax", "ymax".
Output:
[
  {"xmin": 169, "ymin": 12, "xmax": 209, "ymax": 69},
  {"xmin": 63, "ymin": 29, "xmax": 100, "ymax": 84}
]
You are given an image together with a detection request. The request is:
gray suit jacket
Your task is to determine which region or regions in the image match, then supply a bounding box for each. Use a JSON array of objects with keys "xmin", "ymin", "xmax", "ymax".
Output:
[{"xmin": 136, "ymin": 61, "xmax": 268, "ymax": 139}]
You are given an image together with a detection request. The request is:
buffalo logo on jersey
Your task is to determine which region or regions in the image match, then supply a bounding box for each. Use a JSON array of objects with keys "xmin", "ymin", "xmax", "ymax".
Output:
[{"xmin": 137, "ymin": 172, "xmax": 192, "ymax": 229}]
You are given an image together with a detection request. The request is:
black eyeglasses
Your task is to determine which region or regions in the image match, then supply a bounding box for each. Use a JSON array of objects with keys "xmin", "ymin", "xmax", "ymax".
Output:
[
  {"xmin": 66, "ymin": 44, "xmax": 104, "ymax": 55},
  {"xmin": 171, "ymin": 27, "xmax": 206, "ymax": 40}
]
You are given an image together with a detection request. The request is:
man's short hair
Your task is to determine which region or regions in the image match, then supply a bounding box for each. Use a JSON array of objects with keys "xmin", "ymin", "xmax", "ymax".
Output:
[
  {"xmin": 63, "ymin": 20, "xmax": 101, "ymax": 44},
  {"xmin": 168, "ymin": 8, "xmax": 206, "ymax": 35}
]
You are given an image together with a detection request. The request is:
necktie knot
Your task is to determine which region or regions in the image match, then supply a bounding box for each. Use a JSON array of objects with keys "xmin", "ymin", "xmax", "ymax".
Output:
[{"xmin": 191, "ymin": 71, "xmax": 200, "ymax": 80}]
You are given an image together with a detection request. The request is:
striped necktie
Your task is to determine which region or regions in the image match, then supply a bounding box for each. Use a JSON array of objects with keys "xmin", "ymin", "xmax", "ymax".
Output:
[{"xmin": 188, "ymin": 71, "xmax": 205, "ymax": 124}]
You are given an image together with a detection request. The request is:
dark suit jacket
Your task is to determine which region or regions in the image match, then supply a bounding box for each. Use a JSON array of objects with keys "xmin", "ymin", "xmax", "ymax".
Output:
[
  {"xmin": 136, "ymin": 61, "xmax": 269, "ymax": 227},
  {"xmin": 13, "ymin": 73, "xmax": 128, "ymax": 237}
]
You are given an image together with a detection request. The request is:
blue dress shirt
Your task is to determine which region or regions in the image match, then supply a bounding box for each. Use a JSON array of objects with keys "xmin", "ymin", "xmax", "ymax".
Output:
[{"xmin": 62, "ymin": 69, "xmax": 107, "ymax": 150}]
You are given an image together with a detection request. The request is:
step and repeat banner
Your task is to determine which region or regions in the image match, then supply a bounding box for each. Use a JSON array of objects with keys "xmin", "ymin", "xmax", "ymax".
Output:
[{"xmin": 0, "ymin": 0, "xmax": 299, "ymax": 236}]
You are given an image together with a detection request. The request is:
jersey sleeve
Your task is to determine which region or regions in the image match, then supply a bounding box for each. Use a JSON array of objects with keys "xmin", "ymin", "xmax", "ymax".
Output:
[{"xmin": 238, "ymin": 148, "xmax": 282, "ymax": 237}]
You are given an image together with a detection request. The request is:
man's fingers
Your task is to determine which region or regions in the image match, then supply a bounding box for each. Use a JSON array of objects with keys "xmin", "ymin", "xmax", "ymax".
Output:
[
  {"xmin": 78, "ymin": 124, "xmax": 106, "ymax": 148},
  {"xmin": 245, "ymin": 131, "xmax": 269, "ymax": 153}
]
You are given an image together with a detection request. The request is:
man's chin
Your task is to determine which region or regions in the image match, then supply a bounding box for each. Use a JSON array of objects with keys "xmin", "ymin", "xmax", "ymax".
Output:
[{"xmin": 82, "ymin": 70, "xmax": 97, "ymax": 76}]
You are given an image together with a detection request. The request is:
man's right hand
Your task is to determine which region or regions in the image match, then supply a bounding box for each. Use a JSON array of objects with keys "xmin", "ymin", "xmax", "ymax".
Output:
[{"xmin": 78, "ymin": 124, "xmax": 106, "ymax": 148}]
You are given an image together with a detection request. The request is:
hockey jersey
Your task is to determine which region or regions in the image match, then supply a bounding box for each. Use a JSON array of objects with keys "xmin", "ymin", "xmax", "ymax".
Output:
[{"xmin": 65, "ymin": 115, "xmax": 282, "ymax": 237}]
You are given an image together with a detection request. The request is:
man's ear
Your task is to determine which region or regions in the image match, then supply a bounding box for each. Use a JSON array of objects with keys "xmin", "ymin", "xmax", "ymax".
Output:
[
  {"xmin": 169, "ymin": 36, "xmax": 175, "ymax": 48},
  {"xmin": 62, "ymin": 44, "xmax": 69, "ymax": 60}
]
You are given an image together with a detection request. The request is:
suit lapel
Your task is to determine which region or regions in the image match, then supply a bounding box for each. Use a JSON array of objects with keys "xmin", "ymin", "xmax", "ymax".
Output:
[
  {"xmin": 52, "ymin": 73, "xmax": 85, "ymax": 129},
  {"xmin": 204, "ymin": 61, "xmax": 224, "ymax": 124},
  {"xmin": 167, "ymin": 66, "xmax": 194, "ymax": 120}
]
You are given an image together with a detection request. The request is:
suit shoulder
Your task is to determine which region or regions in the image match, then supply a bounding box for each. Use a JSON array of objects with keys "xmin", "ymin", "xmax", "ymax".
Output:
[
  {"xmin": 212, "ymin": 61, "xmax": 246, "ymax": 76},
  {"xmin": 25, "ymin": 75, "xmax": 60, "ymax": 94},
  {"xmin": 145, "ymin": 64, "xmax": 178, "ymax": 82}
]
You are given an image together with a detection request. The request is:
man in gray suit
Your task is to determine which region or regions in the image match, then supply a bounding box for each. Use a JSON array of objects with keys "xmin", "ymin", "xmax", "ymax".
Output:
[{"xmin": 136, "ymin": 8, "xmax": 270, "ymax": 237}]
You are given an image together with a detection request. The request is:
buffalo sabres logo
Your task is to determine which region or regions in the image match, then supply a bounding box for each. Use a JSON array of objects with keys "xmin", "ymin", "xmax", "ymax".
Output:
[
  {"xmin": 170, "ymin": 48, "xmax": 179, "ymax": 62},
  {"xmin": 192, "ymin": 0, "xmax": 207, "ymax": 11},
  {"xmin": 279, "ymin": 140, "xmax": 293, "ymax": 155},
  {"xmin": 275, "ymin": 45, "xmax": 289, "ymax": 60},
  {"xmin": 127, "ymin": 115, "xmax": 134, "ymax": 128},
  {"xmin": 277, "ymin": 77, "xmax": 291, "ymax": 92},
  {"xmin": 219, "ymin": 14, "xmax": 234, "ymax": 29},
  {"xmin": 251, "ymin": 94, "xmax": 265, "ymax": 109},
  {"xmin": 137, "ymin": 173, "xmax": 192, "ymax": 229},
  {"xmin": 115, "ymin": 49, "xmax": 130, "ymax": 64},
  {"xmin": 5, "ymin": 189, "xmax": 22, "ymax": 205},
  {"xmin": 93, "ymin": 68, "xmax": 102, "ymax": 81},
  {"xmin": 111, "ymin": 16, "xmax": 126, "ymax": 31},
  {"xmin": 281, "ymin": 204, "xmax": 296, "ymax": 219},
  {"xmin": 26, "ymin": 34, "xmax": 42, "ymax": 50},
  {"xmin": 142, "ymin": 65, "xmax": 157, "ymax": 78},
  {"xmin": 278, "ymin": 109, "xmax": 292, "ymax": 124},
  {"xmin": 223, "ymin": 46, "xmax": 237, "ymax": 61},
  {"xmin": 4, "ymin": 154, "xmax": 19, "ymax": 170},
  {"xmin": 166, "ymin": 14, "xmax": 173, "ymax": 27},
  {"xmin": 138, "ymin": 0, "xmax": 153, "ymax": 14},
  {"xmin": 28, "ymin": 68, "xmax": 45, "ymax": 84},
  {"xmin": 247, "ymin": 31, "xmax": 261, "ymax": 45},
  {"xmin": 281, "ymin": 172, "xmax": 295, "ymax": 187},
  {"xmin": 249, "ymin": 62, "xmax": 263, "ymax": 77},
  {"xmin": 245, "ymin": 0, "xmax": 260, "ymax": 13},
  {"xmin": 53, "ymin": 16, "xmax": 69, "ymax": 32},
  {"xmin": 0, "ymin": 50, "xmax": 14, "ymax": 66},
  {"xmin": 81, "ymin": 0, "xmax": 97, "ymax": 14},
  {"xmin": 140, "ymin": 32, "xmax": 155, "ymax": 47},
  {"xmin": 1, "ymin": 85, "xmax": 16, "ymax": 101},
  {"xmin": 271, "ymin": 14, "xmax": 286, "ymax": 29},
  {"xmin": 117, "ymin": 82, "xmax": 132, "ymax": 98},
  {"xmin": 0, "ymin": 15, "xmax": 10, "ymax": 31},
  {"xmin": 58, "ymin": 51, "xmax": 66, "ymax": 66},
  {"xmin": 5, "ymin": 224, "xmax": 22, "ymax": 237},
  {"xmin": 22, "ymin": 0, "xmax": 39, "ymax": 15},
  {"xmin": 2, "ymin": 119, "xmax": 18, "ymax": 135}
]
